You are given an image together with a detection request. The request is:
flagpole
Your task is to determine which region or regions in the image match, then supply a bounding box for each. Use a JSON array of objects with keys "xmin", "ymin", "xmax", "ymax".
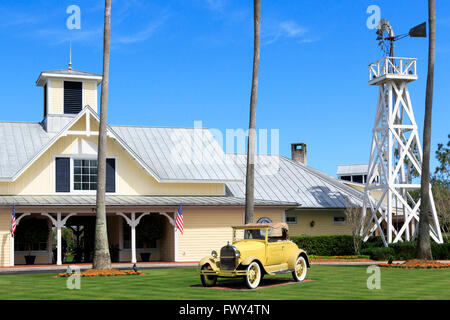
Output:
[{"xmin": 10, "ymin": 234, "xmax": 14, "ymax": 267}]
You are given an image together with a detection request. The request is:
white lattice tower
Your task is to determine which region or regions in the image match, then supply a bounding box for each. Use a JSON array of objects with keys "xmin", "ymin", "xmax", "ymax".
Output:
[{"xmin": 362, "ymin": 57, "xmax": 443, "ymax": 246}]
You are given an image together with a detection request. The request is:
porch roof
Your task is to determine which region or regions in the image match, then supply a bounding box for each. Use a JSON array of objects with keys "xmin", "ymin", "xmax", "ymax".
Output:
[{"xmin": 0, "ymin": 195, "xmax": 298, "ymax": 208}]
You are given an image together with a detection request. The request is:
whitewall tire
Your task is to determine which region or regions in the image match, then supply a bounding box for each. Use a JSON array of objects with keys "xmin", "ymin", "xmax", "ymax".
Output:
[
  {"xmin": 245, "ymin": 261, "xmax": 261, "ymax": 289},
  {"xmin": 292, "ymin": 256, "xmax": 307, "ymax": 282}
]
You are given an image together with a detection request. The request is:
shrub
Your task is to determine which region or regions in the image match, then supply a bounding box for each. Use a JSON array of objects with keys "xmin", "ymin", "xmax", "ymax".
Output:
[
  {"xmin": 290, "ymin": 235, "xmax": 355, "ymax": 256},
  {"xmin": 431, "ymin": 242, "xmax": 450, "ymax": 259},
  {"xmin": 360, "ymin": 247, "xmax": 395, "ymax": 260},
  {"xmin": 389, "ymin": 242, "xmax": 416, "ymax": 260}
]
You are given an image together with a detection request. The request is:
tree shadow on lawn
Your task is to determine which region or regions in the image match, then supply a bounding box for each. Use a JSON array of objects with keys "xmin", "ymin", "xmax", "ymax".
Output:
[{"xmin": 190, "ymin": 277, "xmax": 315, "ymax": 291}]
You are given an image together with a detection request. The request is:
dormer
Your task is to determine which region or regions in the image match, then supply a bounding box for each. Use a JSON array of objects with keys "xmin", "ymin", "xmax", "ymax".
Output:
[{"xmin": 36, "ymin": 68, "xmax": 102, "ymax": 132}]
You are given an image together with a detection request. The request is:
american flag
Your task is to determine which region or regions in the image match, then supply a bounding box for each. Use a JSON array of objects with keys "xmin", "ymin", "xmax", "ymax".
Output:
[
  {"xmin": 10, "ymin": 204, "xmax": 16, "ymax": 237},
  {"xmin": 176, "ymin": 204, "xmax": 183, "ymax": 235}
]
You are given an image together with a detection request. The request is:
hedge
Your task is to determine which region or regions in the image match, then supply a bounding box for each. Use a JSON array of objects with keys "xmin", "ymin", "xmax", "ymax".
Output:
[
  {"xmin": 290, "ymin": 235, "xmax": 355, "ymax": 256},
  {"xmin": 291, "ymin": 235, "xmax": 450, "ymax": 260},
  {"xmin": 359, "ymin": 242, "xmax": 450, "ymax": 260}
]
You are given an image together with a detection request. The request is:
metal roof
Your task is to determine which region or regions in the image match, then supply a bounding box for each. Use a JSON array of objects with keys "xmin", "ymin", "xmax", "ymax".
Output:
[
  {"xmin": 0, "ymin": 122, "xmax": 55, "ymax": 178},
  {"xmin": 225, "ymin": 154, "xmax": 363, "ymax": 208},
  {"xmin": 111, "ymin": 125, "xmax": 243, "ymax": 182},
  {"xmin": 0, "ymin": 195, "xmax": 297, "ymax": 207},
  {"xmin": 337, "ymin": 164, "xmax": 369, "ymax": 176},
  {"xmin": 0, "ymin": 114, "xmax": 243, "ymax": 182},
  {"xmin": 36, "ymin": 69, "xmax": 102, "ymax": 86}
]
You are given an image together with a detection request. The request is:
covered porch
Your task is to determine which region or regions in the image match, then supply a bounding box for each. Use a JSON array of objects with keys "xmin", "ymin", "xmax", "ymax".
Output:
[{"xmin": 1, "ymin": 195, "xmax": 187, "ymax": 266}]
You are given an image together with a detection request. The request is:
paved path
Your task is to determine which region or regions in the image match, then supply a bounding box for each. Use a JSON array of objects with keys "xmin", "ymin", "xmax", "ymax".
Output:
[{"xmin": 0, "ymin": 262, "xmax": 198, "ymax": 274}]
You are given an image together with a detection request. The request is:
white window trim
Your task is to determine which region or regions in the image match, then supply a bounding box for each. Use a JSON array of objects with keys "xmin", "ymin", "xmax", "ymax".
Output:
[
  {"xmin": 53, "ymin": 154, "xmax": 117, "ymax": 194},
  {"xmin": 333, "ymin": 216, "xmax": 346, "ymax": 225},
  {"xmin": 285, "ymin": 216, "xmax": 298, "ymax": 225}
]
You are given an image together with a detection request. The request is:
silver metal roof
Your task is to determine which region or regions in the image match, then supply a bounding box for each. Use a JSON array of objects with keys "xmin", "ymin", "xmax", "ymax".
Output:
[
  {"xmin": 0, "ymin": 122, "xmax": 55, "ymax": 178},
  {"xmin": 36, "ymin": 69, "xmax": 102, "ymax": 86},
  {"xmin": 337, "ymin": 164, "xmax": 369, "ymax": 176},
  {"xmin": 225, "ymin": 154, "xmax": 363, "ymax": 208},
  {"xmin": 0, "ymin": 195, "xmax": 297, "ymax": 207},
  {"xmin": 0, "ymin": 117, "xmax": 243, "ymax": 182},
  {"xmin": 111, "ymin": 125, "xmax": 243, "ymax": 182}
]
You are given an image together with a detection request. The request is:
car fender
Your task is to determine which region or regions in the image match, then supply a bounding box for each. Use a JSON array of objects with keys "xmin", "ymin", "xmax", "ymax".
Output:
[
  {"xmin": 288, "ymin": 249, "xmax": 310, "ymax": 269},
  {"xmin": 199, "ymin": 256, "xmax": 219, "ymax": 271},
  {"xmin": 239, "ymin": 256, "xmax": 267, "ymax": 273}
]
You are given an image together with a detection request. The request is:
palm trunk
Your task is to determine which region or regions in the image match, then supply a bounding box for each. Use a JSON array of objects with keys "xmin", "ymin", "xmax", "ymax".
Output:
[
  {"xmin": 416, "ymin": 0, "xmax": 435, "ymax": 260},
  {"xmin": 93, "ymin": 0, "xmax": 112, "ymax": 270},
  {"xmin": 245, "ymin": 0, "xmax": 261, "ymax": 224}
]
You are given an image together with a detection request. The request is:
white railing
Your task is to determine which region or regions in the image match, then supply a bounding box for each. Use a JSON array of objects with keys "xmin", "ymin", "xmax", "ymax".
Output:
[{"xmin": 369, "ymin": 57, "xmax": 417, "ymax": 81}]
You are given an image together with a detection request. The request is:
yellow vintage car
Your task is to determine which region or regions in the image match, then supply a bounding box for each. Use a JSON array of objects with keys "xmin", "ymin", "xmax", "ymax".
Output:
[{"xmin": 199, "ymin": 223, "xmax": 310, "ymax": 289}]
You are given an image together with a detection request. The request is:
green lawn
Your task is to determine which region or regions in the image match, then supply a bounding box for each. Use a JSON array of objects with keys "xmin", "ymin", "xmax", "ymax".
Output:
[{"xmin": 0, "ymin": 266, "xmax": 448, "ymax": 300}]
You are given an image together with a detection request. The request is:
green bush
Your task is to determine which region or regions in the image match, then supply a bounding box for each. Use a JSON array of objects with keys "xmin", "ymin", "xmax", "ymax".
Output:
[
  {"xmin": 431, "ymin": 242, "xmax": 450, "ymax": 259},
  {"xmin": 360, "ymin": 247, "xmax": 395, "ymax": 261},
  {"xmin": 361, "ymin": 241, "xmax": 450, "ymax": 260},
  {"xmin": 291, "ymin": 235, "xmax": 450, "ymax": 259},
  {"xmin": 389, "ymin": 242, "xmax": 416, "ymax": 260},
  {"xmin": 290, "ymin": 235, "xmax": 355, "ymax": 256}
]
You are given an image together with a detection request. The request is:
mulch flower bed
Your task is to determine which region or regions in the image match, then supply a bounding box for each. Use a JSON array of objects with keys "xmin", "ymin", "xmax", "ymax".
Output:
[
  {"xmin": 379, "ymin": 259, "xmax": 450, "ymax": 269},
  {"xmin": 311, "ymin": 255, "xmax": 374, "ymax": 263},
  {"xmin": 55, "ymin": 268, "xmax": 143, "ymax": 277}
]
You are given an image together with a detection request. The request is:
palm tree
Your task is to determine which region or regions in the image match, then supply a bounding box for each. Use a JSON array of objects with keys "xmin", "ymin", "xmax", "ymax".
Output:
[
  {"xmin": 416, "ymin": 0, "xmax": 435, "ymax": 260},
  {"xmin": 245, "ymin": 0, "xmax": 261, "ymax": 224},
  {"xmin": 93, "ymin": 0, "xmax": 112, "ymax": 270}
]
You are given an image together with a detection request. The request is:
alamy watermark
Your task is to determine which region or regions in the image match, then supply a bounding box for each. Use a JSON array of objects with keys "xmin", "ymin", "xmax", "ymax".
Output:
[
  {"xmin": 66, "ymin": 5, "xmax": 81, "ymax": 30},
  {"xmin": 169, "ymin": 121, "xmax": 281, "ymax": 176},
  {"xmin": 366, "ymin": 5, "xmax": 381, "ymax": 30},
  {"xmin": 66, "ymin": 265, "xmax": 81, "ymax": 290},
  {"xmin": 366, "ymin": 265, "xmax": 381, "ymax": 290}
]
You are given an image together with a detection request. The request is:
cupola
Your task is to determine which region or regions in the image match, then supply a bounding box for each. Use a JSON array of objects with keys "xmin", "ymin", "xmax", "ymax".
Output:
[{"xmin": 36, "ymin": 66, "xmax": 102, "ymax": 132}]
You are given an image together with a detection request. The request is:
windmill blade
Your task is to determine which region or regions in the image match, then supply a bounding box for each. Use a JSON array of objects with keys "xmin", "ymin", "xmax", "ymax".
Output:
[{"xmin": 409, "ymin": 22, "xmax": 426, "ymax": 38}]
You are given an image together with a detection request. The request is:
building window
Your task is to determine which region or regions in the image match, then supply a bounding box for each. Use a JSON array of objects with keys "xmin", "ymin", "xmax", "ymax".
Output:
[
  {"xmin": 286, "ymin": 216, "xmax": 297, "ymax": 225},
  {"xmin": 352, "ymin": 175, "xmax": 363, "ymax": 183},
  {"xmin": 340, "ymin": 176, "xmax": 351, "ymax": 181},
  {"xmin": 333, "ymin": 216, "xmax": 346, "ymax": 225},
  {"xmin": 73, "ymin": 159, "xmax": 98, "ymax": 191}
]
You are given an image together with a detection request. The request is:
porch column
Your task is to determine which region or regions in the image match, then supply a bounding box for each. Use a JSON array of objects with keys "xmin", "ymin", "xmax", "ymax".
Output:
[
  {"xmin": 116, "ymin": 212, "xmax": 151, "ymax": 263},
  {"xmin": 42, "ymin": 213, "xmax": 77, "ymax": 265},
  {"xmin": 131, "ymin": 213, "xmax": 136, "ymax": 263},
  {"xmin": 10, "ymin": 213, "xmax": 31, "ymax": 267}
]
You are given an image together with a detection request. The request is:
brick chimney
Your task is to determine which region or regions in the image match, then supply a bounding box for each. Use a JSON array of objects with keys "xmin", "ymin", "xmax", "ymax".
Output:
[{"xmin": 291, "ymin": 143, "xmax": 307, "ymax": 165}]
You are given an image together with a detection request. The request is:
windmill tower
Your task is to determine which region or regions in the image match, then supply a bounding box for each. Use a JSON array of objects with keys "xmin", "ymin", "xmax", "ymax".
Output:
[{"xmin": 362, "ymin": 19, "xmax": 443, "ymax": 246}]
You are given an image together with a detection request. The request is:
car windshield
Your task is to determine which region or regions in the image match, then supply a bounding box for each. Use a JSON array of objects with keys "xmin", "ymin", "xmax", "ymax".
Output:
[{"xmin": 233, "ymin": 228, "xmax": 268, "ymax": 241}]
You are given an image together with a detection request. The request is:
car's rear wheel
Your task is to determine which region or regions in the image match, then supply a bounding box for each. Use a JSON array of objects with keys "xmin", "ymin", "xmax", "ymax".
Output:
[
  {"xmin": 292, "ymin": 256, "xmax": 307, "ymax": 282},
  {"xmin": 200, "ymin": 264, "xmax": 217, "ymax": 287},
  {"xmin": 244, "ymin": 261, "xmax": 261, "ymax": 289}
]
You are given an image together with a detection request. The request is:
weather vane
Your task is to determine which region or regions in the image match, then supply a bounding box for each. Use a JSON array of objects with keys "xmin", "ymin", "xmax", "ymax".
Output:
[{"xmin": 375, "ymin": 19, "xmax": 427, "ymax": 56}]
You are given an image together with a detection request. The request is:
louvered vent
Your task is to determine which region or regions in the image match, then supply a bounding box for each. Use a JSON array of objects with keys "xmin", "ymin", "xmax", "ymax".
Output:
[{"xmin": 64, "ymin": 81, "xmax": 82, "ymax": 114}]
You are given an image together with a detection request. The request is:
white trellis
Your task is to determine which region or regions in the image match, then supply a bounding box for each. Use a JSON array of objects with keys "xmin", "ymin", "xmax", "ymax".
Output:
[{"xmin": 362, "ymin": 57, "xmax": 443, "ymax": 246}]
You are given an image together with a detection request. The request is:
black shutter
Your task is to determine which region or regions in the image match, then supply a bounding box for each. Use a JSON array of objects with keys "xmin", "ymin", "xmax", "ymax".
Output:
[
  {"xmin": 64, "ymin": 81, "xmax": 82, "ymax": 114},
  {"xmin": 55, "ymin": 157, "xmax": 70, "ymax": 192},
  {"xmin": 106, "ymin": 158, "xmax": 116, "ymax": 193}
]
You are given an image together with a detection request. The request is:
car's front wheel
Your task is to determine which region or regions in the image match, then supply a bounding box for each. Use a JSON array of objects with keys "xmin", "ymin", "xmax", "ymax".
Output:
[
  {"xmin": 200, "ymin": 264, "xmax": 217, "ymax": 287},
  {"xmin": 244, "ymin": 261, "xmax": 261, "ymax": 289},
  {"xmin": 292, "ymin": 256, "xmax": 307, "ymax": 282}
]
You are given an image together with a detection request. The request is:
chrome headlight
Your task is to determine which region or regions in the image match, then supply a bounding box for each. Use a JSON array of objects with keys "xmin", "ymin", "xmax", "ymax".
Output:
[
  {"xmin": 211, "ymin": 250, "xmax": 218, "ymax": 258},
  {"xmin": 235, "ymin": 250, "xmax": 241, "ymax": 258}
]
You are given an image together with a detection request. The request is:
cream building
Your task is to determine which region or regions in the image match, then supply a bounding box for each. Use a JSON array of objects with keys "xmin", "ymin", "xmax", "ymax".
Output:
[{"xmin": 0, "ymin": 66, "xmax": 363, "ymax": 267}]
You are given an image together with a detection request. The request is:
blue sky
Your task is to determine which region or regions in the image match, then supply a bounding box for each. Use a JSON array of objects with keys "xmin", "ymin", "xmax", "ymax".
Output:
[{"xmin": 0, "ymin": 0, "xmax": 449, "ymax": 177}]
